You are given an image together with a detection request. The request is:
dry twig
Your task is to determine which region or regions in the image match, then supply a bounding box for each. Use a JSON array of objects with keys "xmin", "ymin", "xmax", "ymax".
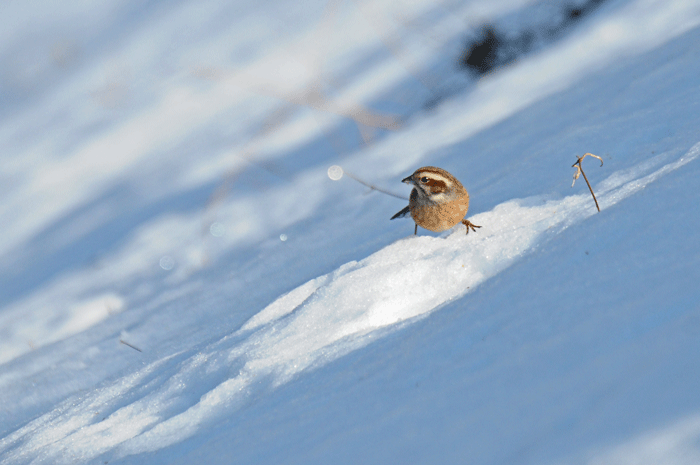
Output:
[
  {"xmin": 343, "ymin": 170, "xmax": 408, "ymax": 200},
  {"xmin": 119, "ymin": 339, "xmax": 143, "ymax": 353},
  {"xmin": 572, "ymin": 152, "xmax": 604, "ymax": 212}
]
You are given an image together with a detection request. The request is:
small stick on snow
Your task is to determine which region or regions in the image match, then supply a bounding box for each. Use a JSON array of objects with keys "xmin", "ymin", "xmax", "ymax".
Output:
[
  {"xmin": 329, "ymin": 165, "xmax": 408, "ymax": 200},
  {"xmin": 120, "ymin": 339, "xmax": 143, "ymax": 353},
  {"xmin": 344, "ymin": 171, "xmax": 408, "ymax": 200},
  {"xmin": 572, "ymin": 153, "xmax": 603, "ymax": 212}
]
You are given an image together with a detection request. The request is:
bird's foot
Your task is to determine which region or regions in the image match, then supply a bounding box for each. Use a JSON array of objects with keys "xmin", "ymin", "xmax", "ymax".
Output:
[{"xmin": 461, "ymin": 219, "xmax": 481, "ymax": 234}]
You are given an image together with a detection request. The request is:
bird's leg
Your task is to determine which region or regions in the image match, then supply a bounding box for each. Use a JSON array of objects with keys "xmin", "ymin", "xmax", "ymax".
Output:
[
  {"xmin": 414, "ymin": 224, "xmax": 418, "ymax": 235},
  {"xmin": 461, "ymin": 219, "xmax": 481, "ymax": 234}
]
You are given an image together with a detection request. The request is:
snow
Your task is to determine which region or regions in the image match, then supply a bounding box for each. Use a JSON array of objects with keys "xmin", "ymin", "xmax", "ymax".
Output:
[{"xmin": 2, "ymin": 0, "xmax": 700, "ymax": 463}]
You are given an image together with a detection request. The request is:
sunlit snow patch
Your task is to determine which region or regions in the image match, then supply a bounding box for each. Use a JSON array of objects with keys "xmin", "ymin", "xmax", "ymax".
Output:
[
  {"xmin": 1, "ymin": 143, "xmax": 698, "ymax": 464},
  {"xmin": 116, "ymin": 144, "xmax": 698, "ymax": 459},
  {"xmin": 585, "ymin": 414, "xmax": 700, "ymax": 465},
  {"xmin": 0, "ymin": 293, "xmax": 125, "ymax": 365}
]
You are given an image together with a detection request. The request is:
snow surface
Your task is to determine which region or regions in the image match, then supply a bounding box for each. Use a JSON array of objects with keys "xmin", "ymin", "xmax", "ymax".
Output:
[{"xmin": 2, "ymin": 0, "xmax": 700, "ymax": 463}]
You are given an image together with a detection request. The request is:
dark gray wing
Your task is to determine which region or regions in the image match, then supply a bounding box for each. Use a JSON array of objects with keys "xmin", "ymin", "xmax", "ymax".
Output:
[{"xmin": 390, "ymin": 205, "xmax": 411, "ymax": 220}]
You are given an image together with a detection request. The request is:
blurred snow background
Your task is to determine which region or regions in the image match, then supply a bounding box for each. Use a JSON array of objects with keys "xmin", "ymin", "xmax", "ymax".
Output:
[{"xmin": 1, "ymin": 0, "xmax": 700, "ymax": 463}]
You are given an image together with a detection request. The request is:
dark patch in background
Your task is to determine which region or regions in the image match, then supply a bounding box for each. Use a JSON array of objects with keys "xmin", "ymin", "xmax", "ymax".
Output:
[{"xmin": 460, "ymin": 0, "xmax": 608, "ymax": 76}]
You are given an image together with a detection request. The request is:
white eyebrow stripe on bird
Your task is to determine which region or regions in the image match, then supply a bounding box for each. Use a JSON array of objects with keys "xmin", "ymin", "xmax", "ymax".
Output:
[{"xmin": 416, "ymin": 171, "xmax": 451, "ymax": 184}]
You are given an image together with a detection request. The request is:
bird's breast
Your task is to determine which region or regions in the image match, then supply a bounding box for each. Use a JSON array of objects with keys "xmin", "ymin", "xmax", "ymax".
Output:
[{"xmin": 409, "ymin": 193, "xmax": 469, "ymax": 232}]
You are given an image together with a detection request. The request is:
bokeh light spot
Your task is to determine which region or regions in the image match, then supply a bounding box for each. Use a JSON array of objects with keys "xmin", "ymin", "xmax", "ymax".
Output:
[
  {"xmin": 210, "ymin": 222, "xmax": 225, "ymax": 237},
  {"xmin": 159, "ymin": 255, "xmax": 175, "ymax": 271},
  {"xmin": 328, "ymin": 165, "xmax": 343, "ymax": 180}
]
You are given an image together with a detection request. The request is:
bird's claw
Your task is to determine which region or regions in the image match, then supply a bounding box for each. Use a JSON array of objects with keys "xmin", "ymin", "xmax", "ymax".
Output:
[{"xmin": 461, "ymin": 219, "xmax": 481, "ymax": 234}]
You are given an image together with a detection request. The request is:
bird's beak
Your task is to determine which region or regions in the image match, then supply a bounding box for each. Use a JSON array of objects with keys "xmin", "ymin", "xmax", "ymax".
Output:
[{"xmin": 401, "ymin": 175, "xmax": 413, "ymax": 184}]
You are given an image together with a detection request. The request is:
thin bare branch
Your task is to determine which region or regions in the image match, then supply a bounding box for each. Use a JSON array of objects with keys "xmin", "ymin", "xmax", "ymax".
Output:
[
  {"xmin": 344, "ymin": 170, "xmax": 409, "ymax": 200},
  {"xmin": 119, "ymin": 339, "xmax": 143, "ymax": 353},
  {"xmin": 571, "ymin": 152, "xmax": 604, "ymax": 212}
]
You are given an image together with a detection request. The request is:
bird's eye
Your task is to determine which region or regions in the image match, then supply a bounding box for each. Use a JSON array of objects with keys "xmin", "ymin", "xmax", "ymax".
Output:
[{"xmin": 420, "ymin": 177, "xmax": 429, "ymax": 183}]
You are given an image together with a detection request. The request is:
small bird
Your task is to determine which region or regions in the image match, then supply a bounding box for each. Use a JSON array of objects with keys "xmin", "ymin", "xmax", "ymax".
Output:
[{"xmin": 391, "ymin": 166, "xmax": 481, "ymax": 235}]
